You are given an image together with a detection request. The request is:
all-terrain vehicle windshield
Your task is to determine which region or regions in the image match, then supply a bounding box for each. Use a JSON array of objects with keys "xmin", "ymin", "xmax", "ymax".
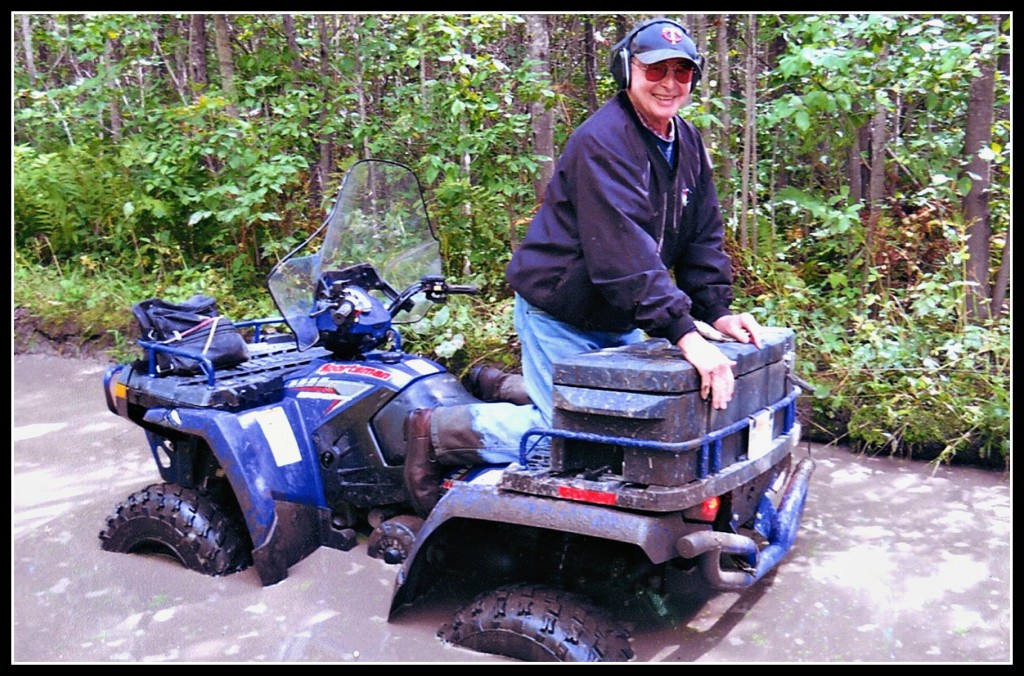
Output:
[{"xmin": 268, "ymin": 160, "xmax": 441, "ymax": 350}]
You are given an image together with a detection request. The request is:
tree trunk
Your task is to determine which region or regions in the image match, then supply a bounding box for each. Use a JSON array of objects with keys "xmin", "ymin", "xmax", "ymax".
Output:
[
  {"xmin": 172, "ymin": 17, "xmax": 188, "ymax": 93},
  {"xmin": 316, "ymin": 15, "xmax": 338, "ymax": 204},
  {"xmin": 582, "ymin": 16, "xmax": 598, "ymax": 115},
  {"xmin": 990, "ymin": 225, "xmax": 1010, "ymax": 317},
  {"xmin": 213, "ymin": 15, "xmax": 238, "ymax": 118},
  {"xmin": 282, "ymin": 15, "xmax": 302, "ymax": 73},
  {"xmin": 845, "ymin": 29, "xmax": 870, "ymax": 207},
  {"xmin": 962, "ymin": 51, "xmax": 996, "ymax": 322},
  {"xmin": 716, "ymin": 16, "xmax": 734, "ymax": 226},
  {"xmin": 692, "ymin": 14, "xmax": 710, "ymax": 104},
  {"xmin": 995, "ymin": 15, "xmax": 1010, "ymax": 123},
  {"xmin": 19, "ymin": 14, "xmax": 37, "ymax": 86},
  {"xmin": 153, "ymin": 17, "xmax": 188, "ymax": 103},
  {"xmin": 526, "ymin": 14, "xmax": 554, "ymax": 202},
  {"xmin": 740, "ymin": 15, "xmax": 757, "ymax": 252},
  {"xmin": 103, "ymin": 37, "xmax": 123, "ymax": 140},
  {"xmin": 749, "ymin": 16, "xmax": 758, "ymax": 257},
  {"xmin": 189, "ymin": 15, "xmax": 208, "ymax": 94},
  {"xmin": 64, "ymin": 15, "xmax": 87, "ymax": 83},
  {"xmin": 765, "ymin": 21, "xmax": 786, "ymax": 247},
  {"xmin": 351, "ymin": 16, "xmax": 368, "ymax": 161},
  {"xmin": 865, "ymin": 98, "xmax": 888, "ymax": 298},
  {"xmin": 989, "ymin": 15, "xmax": 1010, "ymax": 318},
  {"xmin": 856, "ymin": 120, "xmax": 872, "ymax": 199},
  {"xmin": 847, "ymin": 101, "xmax": 864, "ymax": 204}
]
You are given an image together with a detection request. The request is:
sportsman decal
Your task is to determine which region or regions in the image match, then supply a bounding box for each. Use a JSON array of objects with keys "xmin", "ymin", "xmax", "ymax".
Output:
[
  {"xmin": 317, "ymin": 363, "xmax": 393, "ymax": 380},
  {"xmin": 287, "ymin": 377, "xmax": 373, "ymax": 415},
  {"xmin": 314, "ymin": 362, "xmax": 413, "ymax": 389}
]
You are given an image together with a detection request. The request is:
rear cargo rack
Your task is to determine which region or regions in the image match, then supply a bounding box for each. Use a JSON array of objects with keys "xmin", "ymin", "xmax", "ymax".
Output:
[
  {"xmin": 499, "ymin": 388, "xmax": 802, "ymax": 512},
  {"xmin": 518, "ymin": 387, "xmax": 800, "ymax": 474}
]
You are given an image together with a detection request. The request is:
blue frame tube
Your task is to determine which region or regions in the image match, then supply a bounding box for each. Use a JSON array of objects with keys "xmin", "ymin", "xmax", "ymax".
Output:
[
  {"xmin": 676, "ymin": 456, "xmax": 815, "ymax": 590},
  {"xmin": 519, "ymin": 387, "xmax": 801, "ymax": 470},
  {"xmin": 138, "ymin": 339, "xmax": 217, "ymax": 386}
]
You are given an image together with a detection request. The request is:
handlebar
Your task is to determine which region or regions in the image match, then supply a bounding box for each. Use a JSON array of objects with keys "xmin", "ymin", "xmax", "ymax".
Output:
[
  {"xmin": 311, "ymin": 268, "xmax": 478, "ymax": 330},
  {"xmin": 445, "ymin": 284, "xmax": 479, "ymax": 295},
  {"xmin": 307, "ymin": 268, "xmax": 479, "ymax": 355},
  {"xmin": 390, "ymin": 275, "xmax": 478, "ymax": 315}
]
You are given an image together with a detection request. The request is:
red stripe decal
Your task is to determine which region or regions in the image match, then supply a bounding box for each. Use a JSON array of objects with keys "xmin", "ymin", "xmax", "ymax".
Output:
[{"xmin": 557, "ymin": 486, "xmax": 618, "ymax": 505}]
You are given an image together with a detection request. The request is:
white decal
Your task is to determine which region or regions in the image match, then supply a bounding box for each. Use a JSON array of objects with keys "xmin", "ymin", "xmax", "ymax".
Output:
[
  {"xmin": 466, "ymin": 468, "xmax": 505, "ymax": 486},
  {"xmin": 386, "ymin": 370, "xmax": 412, "ymax": 389},
  {"xmin": 747, "ymin": 409, "xmax": 773, "ymax": 461},
  {"xmin": 249, "ymin": 406, "xmax": 302, "ymax": 467},
  {"xmin": 406, "ymin": 358, "xmax": 441, "ymax": 376}
]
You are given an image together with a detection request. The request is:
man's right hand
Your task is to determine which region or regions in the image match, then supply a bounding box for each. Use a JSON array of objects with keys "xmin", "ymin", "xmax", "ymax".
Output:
[{"xmin": 676, "ymin": 330, "xmax": 737, "ymax": 410}]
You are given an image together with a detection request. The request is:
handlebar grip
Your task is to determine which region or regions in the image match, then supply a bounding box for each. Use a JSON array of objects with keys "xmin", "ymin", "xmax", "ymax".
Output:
[{"xmin": 447, "ymin": 284, "xmax": 478, "ymax": 295}]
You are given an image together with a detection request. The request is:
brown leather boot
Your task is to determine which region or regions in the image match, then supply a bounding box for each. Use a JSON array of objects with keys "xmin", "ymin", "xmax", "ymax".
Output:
[
  {"xmin": 403, "ymin": 408, "xmax": 443, "ymax": 516},
  {"xmin": 465, "ymin": 365, "xmax": 532, "ymax": 405}
]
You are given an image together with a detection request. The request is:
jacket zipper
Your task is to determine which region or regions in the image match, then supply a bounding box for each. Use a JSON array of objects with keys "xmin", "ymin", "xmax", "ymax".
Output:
[{"xmin": 657, "ymin": 192, "xmax": 668, "ymax": 256}]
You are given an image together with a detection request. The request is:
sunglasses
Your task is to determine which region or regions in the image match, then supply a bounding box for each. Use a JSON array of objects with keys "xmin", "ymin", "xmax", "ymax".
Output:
[{"xmin": 634, "ymin": 60, "xmax": 695, "ymax": 84}]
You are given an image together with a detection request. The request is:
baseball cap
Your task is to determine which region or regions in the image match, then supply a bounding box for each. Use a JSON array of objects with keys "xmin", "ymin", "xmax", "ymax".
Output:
[{"xmin": 631, "ymin": 21, "xmax": 700, "ymax": 67}]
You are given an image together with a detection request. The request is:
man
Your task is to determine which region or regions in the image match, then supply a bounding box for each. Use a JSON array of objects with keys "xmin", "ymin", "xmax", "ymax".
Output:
[
  {"xmin": 507, "ymin": 16, "xmax": 762, "ymax": 413},
  {"xmin": 404, "ymin": 18, "xmax": 762, "ymax": 516}
]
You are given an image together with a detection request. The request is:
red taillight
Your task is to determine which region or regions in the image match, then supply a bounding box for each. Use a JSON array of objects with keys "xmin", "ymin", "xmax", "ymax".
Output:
[{"xmin": 697, "ymin": 496, "xmax": 721, "ymax": 522}]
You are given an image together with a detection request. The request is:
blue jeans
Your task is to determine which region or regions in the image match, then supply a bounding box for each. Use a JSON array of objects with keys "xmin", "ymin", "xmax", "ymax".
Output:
[{"xmin": 432, "ymin": 294, "xmax": 646, "ymax": 465}]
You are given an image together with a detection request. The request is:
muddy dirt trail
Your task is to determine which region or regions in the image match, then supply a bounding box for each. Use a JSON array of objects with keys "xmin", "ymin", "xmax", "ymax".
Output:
[{"xmin": 12, "ymin": 354, "xmax": 1012, "ymax": 663}]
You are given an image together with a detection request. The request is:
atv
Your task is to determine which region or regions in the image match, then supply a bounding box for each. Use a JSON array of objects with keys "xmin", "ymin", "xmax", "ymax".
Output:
[{"xmin": 100, "ymin": 158, "xmax": 814, "ymax": 662}]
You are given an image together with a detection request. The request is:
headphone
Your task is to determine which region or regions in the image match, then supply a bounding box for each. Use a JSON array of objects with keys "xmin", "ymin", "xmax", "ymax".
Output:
[{"xmin": 609, "ymin": 18, "xmax": 703, "ymax": 91}]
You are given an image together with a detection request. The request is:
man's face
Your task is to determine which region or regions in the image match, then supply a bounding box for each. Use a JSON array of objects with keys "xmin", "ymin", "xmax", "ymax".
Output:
[{"xmin": 627, "ymin": 58, "xmax": 693, "ymax": 132}]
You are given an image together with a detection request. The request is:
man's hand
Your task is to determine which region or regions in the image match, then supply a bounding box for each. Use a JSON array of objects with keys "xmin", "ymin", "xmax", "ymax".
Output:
[
  {"xmin": 713, "ymin": 312, "xmax": 763, "ymax": 349},
  {"xmin": 677, "ymin": 330, "xmax": 737, "ymax": 410}
]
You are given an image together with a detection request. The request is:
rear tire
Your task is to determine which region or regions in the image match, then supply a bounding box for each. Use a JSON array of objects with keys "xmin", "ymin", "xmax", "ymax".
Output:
[
  {"xmin": 99, "ymin": 482, "xmax": 252, "ymax": 576},
  {"xmin": 439, "ymin": 583, "xmax": 633, "ymax": 662}
]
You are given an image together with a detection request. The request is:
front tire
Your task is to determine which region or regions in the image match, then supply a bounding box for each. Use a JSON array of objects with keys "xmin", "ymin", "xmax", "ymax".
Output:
[
  {"xmin": 99, "ymin": 482, "xmax": 252, "ymax": 576},
  {"xmin": 439, "ymin": 583, "xmax": 634, "ymax": 662}
]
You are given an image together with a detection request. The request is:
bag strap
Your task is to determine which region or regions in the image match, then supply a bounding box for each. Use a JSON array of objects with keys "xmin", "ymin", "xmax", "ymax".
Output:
[
  {"xmin": 158, "ymin": 315, "xmax": 221, "ymax": 345},
  {"xmin": 199, "ymin": 316, "xmax": 222, "ymax": 356}
]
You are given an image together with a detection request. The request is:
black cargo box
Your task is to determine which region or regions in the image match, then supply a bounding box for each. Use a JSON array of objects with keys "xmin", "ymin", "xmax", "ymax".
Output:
[{"xmin": 549, "ymin": 328, "xmax": 795, "ymax": 486}]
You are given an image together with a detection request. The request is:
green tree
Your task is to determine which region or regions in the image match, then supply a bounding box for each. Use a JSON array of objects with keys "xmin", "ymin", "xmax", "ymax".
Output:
[{"xmin": 12, "ymin": 13, "xmax": 1010, "ymax": 466}]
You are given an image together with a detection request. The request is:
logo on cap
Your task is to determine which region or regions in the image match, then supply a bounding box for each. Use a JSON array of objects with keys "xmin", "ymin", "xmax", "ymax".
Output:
[{"xmin": 661, "ymin": 26, "xmax": 684, "ymax": 45}]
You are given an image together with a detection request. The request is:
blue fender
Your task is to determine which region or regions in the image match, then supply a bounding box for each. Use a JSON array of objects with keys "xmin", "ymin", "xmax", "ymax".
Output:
[{"xmin": 142, "ymin": 399, "xmax": 330, "ymax": 585}]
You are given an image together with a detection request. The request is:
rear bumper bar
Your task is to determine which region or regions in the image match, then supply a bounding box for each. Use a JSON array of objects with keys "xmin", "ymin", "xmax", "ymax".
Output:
[{"xmin": 676, "ymin": 456, "xmax": 815, "ymax": 591}]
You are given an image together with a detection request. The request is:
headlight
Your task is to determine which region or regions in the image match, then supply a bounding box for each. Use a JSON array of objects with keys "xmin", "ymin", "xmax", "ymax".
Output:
[{"xmin": 103, "ymin": 365, "xmax": 127, "ymax": 415}]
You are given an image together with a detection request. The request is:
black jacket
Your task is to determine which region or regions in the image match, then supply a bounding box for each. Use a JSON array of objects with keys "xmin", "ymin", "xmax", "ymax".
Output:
[{"xmin": 506, "ymin": 91, "xmax": 734, "ymax": 344}]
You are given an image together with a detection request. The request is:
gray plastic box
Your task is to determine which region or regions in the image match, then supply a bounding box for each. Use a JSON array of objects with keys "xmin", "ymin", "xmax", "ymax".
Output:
[{"xmin": 550, "ymin": 328, "xmax": 794, "ymax": 486}]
